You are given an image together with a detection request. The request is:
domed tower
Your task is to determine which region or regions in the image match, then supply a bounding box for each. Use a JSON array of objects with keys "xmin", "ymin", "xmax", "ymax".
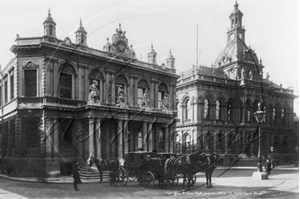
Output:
[
  {"xmin": 147, "ymin": 43, "xmax": 157, "ymax": 64},
  {"xmin": 75, "ymin": 19, "xmax": 87, "ymax": 46},
  {"xmin": 43, "ymin": 9, "xmax": 56, "ymax": 38},
  {"xmin": 214, "ymin": 1, "xmax": 262, "ymax": 80},
  {"xmin": 166, "ymin": 49, "xmax": 175, "ymax": 69}
]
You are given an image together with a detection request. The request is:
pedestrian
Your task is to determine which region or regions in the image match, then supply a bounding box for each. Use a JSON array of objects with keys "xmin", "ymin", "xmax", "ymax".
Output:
[
  {"xmin": 264, "ymin": 159, "xmax": 272, "ymax": 176},
  {"xmin": 72, "ymin": 160, "xmax": 81, "ymax": 191}
]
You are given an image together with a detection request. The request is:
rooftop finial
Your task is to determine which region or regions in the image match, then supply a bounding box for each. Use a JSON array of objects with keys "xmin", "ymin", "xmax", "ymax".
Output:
[
  {"xmin": 235, "ymin": 0, "xmax": 238, "ymax": 7},
  {"xmin": 48, "ymin": 8, "xmax": 51, "ymax": 17},
  {"xmin": 119, "ymin": 23, "xmax": 122, "ymax": 31},
  {"xmin": 80, "ymin": 18, "xmax": 83, "ymax": 27},
  {"xmin": 170, "ymin": 48, "xmax": 172, "ymax": 54},
  {"xmin": 151, "ymin": 42, "xmax": 153, "ymax": 49}
]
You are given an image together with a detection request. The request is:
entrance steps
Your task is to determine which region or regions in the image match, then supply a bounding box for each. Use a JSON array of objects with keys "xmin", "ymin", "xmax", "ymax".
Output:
[{"xmin": 77, "ymin": 164, "xmax": 109, "ymax": 180}]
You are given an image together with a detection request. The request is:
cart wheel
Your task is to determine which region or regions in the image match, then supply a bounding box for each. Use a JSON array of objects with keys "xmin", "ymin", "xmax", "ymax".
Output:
[
  {"xmin": 144, "ymin": 171, "xmax": 155, "ymax": 189},
  {"xmin": 118, "ymin": 167, "xmax": 128, "ymax": 186}
]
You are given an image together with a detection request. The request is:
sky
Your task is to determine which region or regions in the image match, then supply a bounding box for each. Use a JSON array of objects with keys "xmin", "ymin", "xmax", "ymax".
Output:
[{"xmin": 0, "ymin": 0, "xmax": 299, "ymax": 115}]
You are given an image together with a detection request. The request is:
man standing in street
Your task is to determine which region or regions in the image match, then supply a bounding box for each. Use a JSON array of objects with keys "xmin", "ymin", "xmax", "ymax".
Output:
[
  {"xmin": 264, "ymin": 159, "xmax": 272, "ymax": 176},
  {"xmin": 72, "ymin": 161, "xmax": 81, "ymax": 191}
]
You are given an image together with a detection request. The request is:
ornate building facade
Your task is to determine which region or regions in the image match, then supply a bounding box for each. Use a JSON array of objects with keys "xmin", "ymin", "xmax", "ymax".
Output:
[
  {"xmin": 176, "ymin": 3, "xmax": 297, "ymax": 165},
  {"xmin": 0, "ymin": 11, "xmax": 179, "ymax": 177}
]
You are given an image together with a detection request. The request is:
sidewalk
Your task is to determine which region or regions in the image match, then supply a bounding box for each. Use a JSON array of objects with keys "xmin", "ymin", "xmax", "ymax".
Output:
[{"xmin": 0, "ymin": 165, "xmax": 297, "ymax": 184}]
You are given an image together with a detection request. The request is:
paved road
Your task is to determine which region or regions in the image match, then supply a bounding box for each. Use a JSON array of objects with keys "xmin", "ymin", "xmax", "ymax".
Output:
[{"xmin": 0, "ymin": 169, "xmax": 298, "ymax": 199}]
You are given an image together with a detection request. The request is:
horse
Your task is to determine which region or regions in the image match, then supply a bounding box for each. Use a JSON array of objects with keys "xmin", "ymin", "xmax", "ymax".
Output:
[
  {"xmin": 164, "ymin": 151, "xmax": 219, "ymax": 190},
  {"xmin": 164, "ymin": 151, "xmax": 204, "ymax": 190},
  {"xmin": 198, "ymin": 153, "xmax": 219, "ymax": 188}
]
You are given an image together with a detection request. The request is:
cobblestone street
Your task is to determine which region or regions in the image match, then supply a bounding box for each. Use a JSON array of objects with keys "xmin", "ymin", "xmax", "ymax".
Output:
[{"xmin": 0, "ymin": 168, "xmax": 298, "ymax": 199}]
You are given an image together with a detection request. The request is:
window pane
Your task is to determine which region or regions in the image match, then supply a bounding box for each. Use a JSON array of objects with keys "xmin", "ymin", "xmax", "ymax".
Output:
[
  {"xmin": 25, "ymin": 70, "xmax": 37, "ymax": 97},
  {"xmin": 10, "ymin": 75, "xmax": 14, "ymax": 100},
  {"xmin": 60, "ymin": 73, "xmax": 72, "ymax": 99}
]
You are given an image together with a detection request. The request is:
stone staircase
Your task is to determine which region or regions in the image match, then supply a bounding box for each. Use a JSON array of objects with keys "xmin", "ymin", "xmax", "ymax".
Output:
[{"xmin": 78, "ymin": 164, "xmax": 109, "ymax": 180}]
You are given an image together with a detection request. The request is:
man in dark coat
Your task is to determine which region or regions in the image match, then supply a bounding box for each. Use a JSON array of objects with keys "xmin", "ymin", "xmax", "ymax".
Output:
[
  {"xmin": 72, "ymin": 161, "xmax": 81, "ymax": 191},
  {"xmin": 264, "ymin": 159, "xmax": 272, "ymax": 176}
]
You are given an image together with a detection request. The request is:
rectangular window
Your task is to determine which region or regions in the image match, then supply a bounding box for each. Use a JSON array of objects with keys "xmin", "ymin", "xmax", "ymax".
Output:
[
  {"xmin": 23, "ymin": 118, "xmax": 39, "ymax": 148},
  {"xmin": 24, "ymin": 70, "xmax": 37, "ymax": 97},
  {"xmin": 60, "ymin": 73, "xmax": 72, "ymax": 99},
  {"xmin": 4, "ymin": 81, "xmax": 7, "ymax": 104},
  {"xmin": 138, "ymin": 88, "xmax": 145, "ymax": 106},
  {"xmin": 10, "ymin": 74, "xmax": 14, "ymax": 100},
  {"xmin": 158, "ymin": 91, "xmax": 164, "ymax": 109}
]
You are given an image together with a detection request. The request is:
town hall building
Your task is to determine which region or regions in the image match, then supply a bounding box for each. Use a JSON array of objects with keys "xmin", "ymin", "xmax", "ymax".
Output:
[
  {"xmin": 0, "ymin": 11, "xmax": 179, "ymax": 177},
  {"xmin": 175, "ymin": 2, "xmax": 297, "ymax": 165}
]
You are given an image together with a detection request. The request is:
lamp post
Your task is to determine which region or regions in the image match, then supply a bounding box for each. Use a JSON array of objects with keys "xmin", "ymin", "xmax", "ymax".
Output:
[
  {"xmin": 252, "ymin": 106, "xmax": 268, "ymax": 179},
  {"xmin": 270, "ymin": 146, "xmax": 274, "ymax": 168}
]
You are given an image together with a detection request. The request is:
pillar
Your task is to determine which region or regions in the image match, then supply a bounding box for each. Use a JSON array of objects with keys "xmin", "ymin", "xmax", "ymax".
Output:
[
  {"xmin": 124, "ymin": 120, "xmax": 129, "ymax": 154},
  {"xmin": 111, "ymin": 72, "xmax": 116, "ymax": 105},
  {"xmin": 224, "ymin": 132, "xmax": 228, "ymax": 154},
  {"xmin": 118, "ymin": 120, "xmax": 123, "ymax": 159},
  {"xmin": 45, "ymin": 118, "xmax": 53, "ymax": 158},
  {"xmin": 164, "ymin": 126, "xmax": 169, "ymax": 152},
  {"xmin": 88, "ymin": 118, "xmax": 94, "ymax": 158},
  {"xmin": 105, "ymin": 71, "xmax": 110, "ymax": 104},
  {"xmin": 134, "ymin": 76, "xmax": 138, "ymax": 107},
  {"xmin": 213, "ymin": 131, "xmax": 217, "ymax": 153},
  {"xmin": 96, "ymin": 118, "xmax": 101, "ymax": 160},
  {"xmin": 148, "ymin": 122, "xmax": 153, "ymax": 151},
  {"xmin": 169, "ymin": 125, "xmax": 174, "ymax": 153},
  {"xmin": 143, "ymin": 122, "xmax": 148, "ymax": 150},
  {"xmin": 53, "ymin": 118, "xmax": 59, "ymax": 157}
]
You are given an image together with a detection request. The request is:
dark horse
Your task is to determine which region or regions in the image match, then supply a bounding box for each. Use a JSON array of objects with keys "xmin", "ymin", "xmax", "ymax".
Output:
[
  {"xmin": 199, "ymin": 153, "xmax": 219, "ymax": 188},
  {"xmin": 164, "ymin": 151, "xmax": 219, "ymax": 190},
  {"xmin": 87, "ymin": 157, "xmax": 119, "ymax": 183}
]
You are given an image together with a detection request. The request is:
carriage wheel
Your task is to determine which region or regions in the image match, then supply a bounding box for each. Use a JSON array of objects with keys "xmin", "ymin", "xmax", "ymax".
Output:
[
  {"xmin": 118, "ymin": 167, "xmax": 128, "ymax": 186},
  {"xmin": 144, "ymin": 171, "xmax": 155, "ymax": 189}
]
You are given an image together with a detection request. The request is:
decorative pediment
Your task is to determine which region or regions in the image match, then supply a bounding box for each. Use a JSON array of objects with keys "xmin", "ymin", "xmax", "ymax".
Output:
[
  {"xmin": 23, "ymin": 61, "xmax": 39, "ymax": 69},
  {"xmin": 104, "ymin": 24, "xmax": 137, "ymax": 61}
]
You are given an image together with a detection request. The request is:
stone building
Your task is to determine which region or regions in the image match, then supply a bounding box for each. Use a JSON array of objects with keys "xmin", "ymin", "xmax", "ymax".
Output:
[
  {"xmin": 0, "ymin": 11, "xmax": 179, "ymax": 177},
  {"xmin": 176, "ymin": 2, "xmax": 297, "ymax": 165}
]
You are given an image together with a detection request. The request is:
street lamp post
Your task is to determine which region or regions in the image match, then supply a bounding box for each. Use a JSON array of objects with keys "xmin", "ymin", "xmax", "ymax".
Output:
[{"xmin": 252, "ymin": 106, "xmax": 268, "ymax": 179}]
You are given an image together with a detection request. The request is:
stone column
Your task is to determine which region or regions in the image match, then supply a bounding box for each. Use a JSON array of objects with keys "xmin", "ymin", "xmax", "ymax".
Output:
[
  {"xmin": 241, "ymin": 104, "xmax": 246, "ymax": 124},
  {"xmin": 105, "ymin": 71, "xmax": 110, "ymax": 104},
  {"xmin": 53, "ymin": 118, "xmax": 59, "ymax": 157},
  {"xmin": 96, "ymin": 119, "xmax": 101, "ymax": 160},
  {"xmin": 224, "ymin": 132, "xmax": 228, "ymax": 154},
  {"xmin": 169, "ymin": 125, "xmax": 174, "ymax": 153},
  {"xmin": 148, "ymin": 122, "xmax": 153, "ymax": 151},
  {"xmin": 128, "ymin": 76, "xmax": 134, "ymax": 106},
  {"xmin": 143, "ymin": 122, "xmax": 148, "ymax": 151},
  {"xmin": 88, "ymin": 118, "xmax": 95, "ymax": 158},
  {"xmin": 134, "ymin": 76, "xmax": 138, "ymax": 107},
  {"xmin": 124, "ymin": 120, "xmax": 129, "ymax": 154},
  {"xmin": 111, "ymin": 72, "xmax": 116, "ymax": 105},
  {"xmin": 118, "ymin": 120, "xmax": 123, "ymax": 159},
  {"xmin": 164, "ymin": 126, "xmax": 169, "ymax": 152},
  {"xmin": 45, "ymin": 118, "xmax": 53, "ymax": 158},
  {"xmin": 213, "ymin": 131, "xmax": 217, "ymax": 153}
]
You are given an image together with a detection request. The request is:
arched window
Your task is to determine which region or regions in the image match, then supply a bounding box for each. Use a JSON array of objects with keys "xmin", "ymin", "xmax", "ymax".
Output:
[
  {"xmin": 216, "ymin": 100, "xmax": 221, "ymax": 120},
  {"xmin": 175, "ymin": 134, "xmax": 180, "ymax": 152},
  {"xmin": 176, "ymin": 102, "xmax": 181, "ymax": 122},
  {"xmin": 184, "ymin": 134, "xmax": 191, "ymax": 153},
  {"xmin": 59, "ymin": 63, "xmax": 76, "ymax": 99},
  {"xmin": 227, "ymin": 101, "xmax": 233, "ymax": 121},
  {"xmin": 246, "ymin": 100, "xmax": 251, "ymax": 122},
  {"xmin": 281, "ymin": 108, "xmax": 285, "ymax": 125},
  {"xmin": 217, "ymin": 133, "xmax": 224, "ymax": 150},
  {"xmin": 185, "ymin": 99, "xmax": 190, "ymax": 121},
  {"xmin": 204, "ymin": 99, "xmax": 210, "ymax": 119},
  {"xmin": 272, "ymin": 107, "xmax": 277, "ymax": 125}
]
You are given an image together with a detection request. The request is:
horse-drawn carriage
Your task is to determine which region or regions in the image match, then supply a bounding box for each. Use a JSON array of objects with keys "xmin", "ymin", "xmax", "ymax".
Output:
[
  {"xmin": 122, "ymin": 151, "xmax": 177, "ymax": 188},
  {"xmin": 88, "ymin": 150, "xmax": 219, "ymax": 190}
]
